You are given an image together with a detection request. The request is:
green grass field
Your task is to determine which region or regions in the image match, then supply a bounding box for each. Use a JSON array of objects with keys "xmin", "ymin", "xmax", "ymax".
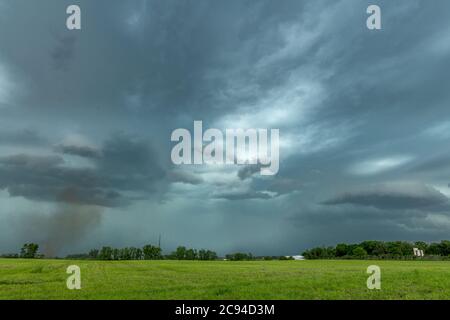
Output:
[{"xmin": 0, "ymin": 259, "xmax": 449, "ymax": 300}]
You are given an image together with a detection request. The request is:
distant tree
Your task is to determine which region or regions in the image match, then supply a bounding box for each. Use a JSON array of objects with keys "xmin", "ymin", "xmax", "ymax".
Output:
[
  {"xmin": 399, "ymin": 241, "xmax": 414, "ymax": 256},
  {"xmin": 197, "ymin": 249, "xmax": 217, "ymax": 260},
  {"xmin": 206, "ymin": 250, "xmax": 217, "ymax": 260},
  {"xmin": 302, "ymin": 247, "xmax": 335, "ymax": 259},
  {"xmin": 232, "ymin": 253, "xmax": 245, "ymax": 261},
  {"xmin": 386, "ymin": 242, "xmax": 403, "ymax": 257},
  {"xmin": 302, "ymin": 249, "xmax": 313, "ymax": 259},
  {"xmin": 112, "ymin": 248, "xmax": 120, "ymax": 260},
  {"xmin": 427, "ymin": 242, "xmax": 441, "ymax": 255},
  {"xmin": 129, "ymin": 247, "xmax": 142, "ymax": 260},
  {"xmin": 360, "ymin": 241, "xmax": 383, "ymax": 256},
  {"xmin": 352, "ymin": 247, "xmax": 367, "ymax": 258},
  {"xmin": 88, "ymin": 249, "xmax": 99, "ymax": 259},
  {"xmin": 135, "ymin": 248, "xmax": 143, "ymax": 260},
  {"xmin": 20, "ymin": 243, "xmax": 39, "ymax": 259},
  {"xmin": 143, "ymin": 245, "xmax": 162, "ymax": 260},
  {"xmin": 414, "ymin": 241, "xmax": 428, "ymax": 252},
  {"xmin": 173, "ymin": 246, "xmax": 187, "ymax": 260},
  {"xmin": 119, "ymin": 247, "xmax": 132, "ymax": 260},
  {"xmin": 335, "ymin": 243, "xmax": 350, "ymax": 257},
  {"xmin": 372, "ymin": 242, "xmax": 387, "ymax": 256},
  {"xmin": 98, "ymin": 247, "xmax": 113, "ymax": 260},
  {"xmin": 225, "ymin": 252, "xmax": 253, "ymax": 261},
  {"xmin": 198, "ymin": 249, "xmax": 206, "ymax": 260},
  {"xmin": 439, "ymin": 240, "xmax": 450, "ymax": 256},
  {"xmin": 66, "ymin": 253, "xmax": 90, "ymax": 259},
  {"xmin": 326, "ymin": 247, "xmax": 336, "ymax": 258},
  {"xmin": 0, "ymin": 253, "xmax": 19, "ymax": 259},
  {"xmin": 185, "ymin": 248, "xmax": 198, "ymax": 260}
]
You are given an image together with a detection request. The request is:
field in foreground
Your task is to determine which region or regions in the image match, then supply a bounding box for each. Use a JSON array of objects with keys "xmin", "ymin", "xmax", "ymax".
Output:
[{"xmin": 0, "ymin": 259, "xmax": 449, "ymax": 300}]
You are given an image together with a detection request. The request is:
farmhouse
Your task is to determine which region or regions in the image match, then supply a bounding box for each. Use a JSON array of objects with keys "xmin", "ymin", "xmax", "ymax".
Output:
[{"xmin": 287, "ymin": 255, "xmax": 305, "ymax": 260}]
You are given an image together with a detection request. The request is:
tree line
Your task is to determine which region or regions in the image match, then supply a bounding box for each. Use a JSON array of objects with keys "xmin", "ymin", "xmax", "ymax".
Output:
[
  {"xmin": 66, "ymin": 245, "xmax": 221, "ymax": 261},
  {"xmin": 0, "ymin": 243, "xmax": 44, "ymax": 259},
  {"xmin": 302, "ymin": 240, "xmax": 450, "ymax": 260},
  {"xmin": 0, "ymin": 243, "xmax": 286, "ymax": 261},
  {"xmin": 0, "ymin": 244, "xmax": 219, "ymax": 261},
  {"xmin": 2, "ymin": 240, "xmax": 450, "ymax": 260}
]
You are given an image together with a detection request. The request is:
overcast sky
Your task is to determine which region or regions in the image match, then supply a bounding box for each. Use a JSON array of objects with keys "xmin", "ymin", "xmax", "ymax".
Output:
[{"xmin": 1, "ymin": 0, "xmax": 450, "ymax": 256}]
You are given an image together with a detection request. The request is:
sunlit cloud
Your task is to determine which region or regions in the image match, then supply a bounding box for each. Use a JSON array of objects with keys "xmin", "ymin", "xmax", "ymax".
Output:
[
  {"xmin": 349, "ymin": 156, "xmax": 414, "ymax": 176},
  {"xmin": 423, "ymin": 121, "xmax": 450, "ymax": 139}
]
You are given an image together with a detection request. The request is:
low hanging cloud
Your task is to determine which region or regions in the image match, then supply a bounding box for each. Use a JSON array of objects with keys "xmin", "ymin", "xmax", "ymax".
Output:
[
  {"xmin": 0, "ymin": 133, "xmax": 166, "ymax": 207},
  {"xmin": 168, "ymin": 169, "xmax": 204, "ymax": 185},
  {"xmin": 213, "ymin": 190, "xmax": 274, "ymax": 201},
  {"xmin": 54, "ymin": 143, "xmax": 102, "ymax": 159},
  {"xmin": 0, "ymin": 153, "xmax": 63, "ymax": 168},
  {"xmin": 323, "ymin": 182, "xmax": 450, "ymax": 211},
  {"xmin": 0, "ymin": 129, "xmax": 47, "ymax": 146},
  {"xmin": 51, "ymin": 35, "xmax": 77, "ymax": 71},
  {"xmin": 238, "ymin": 164, "xmax": 262, "ymax": 180}
]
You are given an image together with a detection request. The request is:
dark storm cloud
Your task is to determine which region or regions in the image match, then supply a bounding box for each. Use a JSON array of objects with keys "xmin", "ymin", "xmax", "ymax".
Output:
[
  {"xmin": 323, "ymin": 182, "xmax": 450, "ymax": 211},
  {"xmin": 408, "ymin": 153, "xmax": 450, "ymax": 174},
  {"xmin": 213, "ymin": 190, "xmax": 273, "ymax": 201},
  {"xmin": 0, "ymin": 154, "xmax": 63, "ymax": 167},
  {"xmin": 55, "ymin": 143, "xmax": 102, "ymax": 159},
  {"xmin": 96, "ymin": 134, "xmax": 167, "ymax": 193},
  {"xmin": 0, "ymin": 155, "xmax": 125, "ymax": 207},
  {"xmin": 0, "ymin": 129, "xmax": 47, "ymax": 146},
  {"xmin": 237, "ymin": 165, "xmax": 262, "ymax": 180},
  {"xmin": 51, "ymin": 35, "xmax": 77, "ymax": 71},
  {"xmin": 0, "ymin": 0, "xmax": 318, "ymax": 125},
  {"xmin": 7, "ymin": 184, "xmax": 126, "ymax": 208},
  {"xmin": 0, "ymin": 134, "xmax": 166, "ymax": 207},
  {"xmin": 0, "ymin": 0, "xmax": 236, "ymax": 116},
  {"xmin": 1, "ymin": 0, "xmax": 449, "ymax": 123}
]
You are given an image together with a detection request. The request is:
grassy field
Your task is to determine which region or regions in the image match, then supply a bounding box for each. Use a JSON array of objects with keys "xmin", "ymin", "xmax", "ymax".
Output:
[{"xmin": 0, "ymin": 259, "xmax": 449, "ymax": 300}]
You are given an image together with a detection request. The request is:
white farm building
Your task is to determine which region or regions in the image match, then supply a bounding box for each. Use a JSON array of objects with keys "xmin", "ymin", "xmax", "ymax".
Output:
[{"xmin": 287, "ymin": 255, "xmax": 305, "ymax": 260}]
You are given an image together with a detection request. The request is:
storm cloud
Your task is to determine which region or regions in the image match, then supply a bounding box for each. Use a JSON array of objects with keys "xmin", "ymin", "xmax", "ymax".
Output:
[
  {"xmin": 1, "ymin": 0, "xmax": 450, "ymax": 256},
  {"xmin": 323, "ymin": 182, "xmax": 450, "ymax": 211},
  {"xmin": 0, "ymin": 134, "xmax": 166, "ymax": 207}
]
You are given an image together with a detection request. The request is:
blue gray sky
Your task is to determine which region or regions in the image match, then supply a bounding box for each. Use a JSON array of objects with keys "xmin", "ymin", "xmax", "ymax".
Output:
[{"xmin": 1, "ymin": 0, "xmax": 450, "ymax": 256}]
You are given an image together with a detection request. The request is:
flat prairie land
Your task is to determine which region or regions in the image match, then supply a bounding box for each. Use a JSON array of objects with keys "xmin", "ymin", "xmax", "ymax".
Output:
[{"xmin": 0, "ymin": 259, "xmax": 449, "ymax": 300}]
